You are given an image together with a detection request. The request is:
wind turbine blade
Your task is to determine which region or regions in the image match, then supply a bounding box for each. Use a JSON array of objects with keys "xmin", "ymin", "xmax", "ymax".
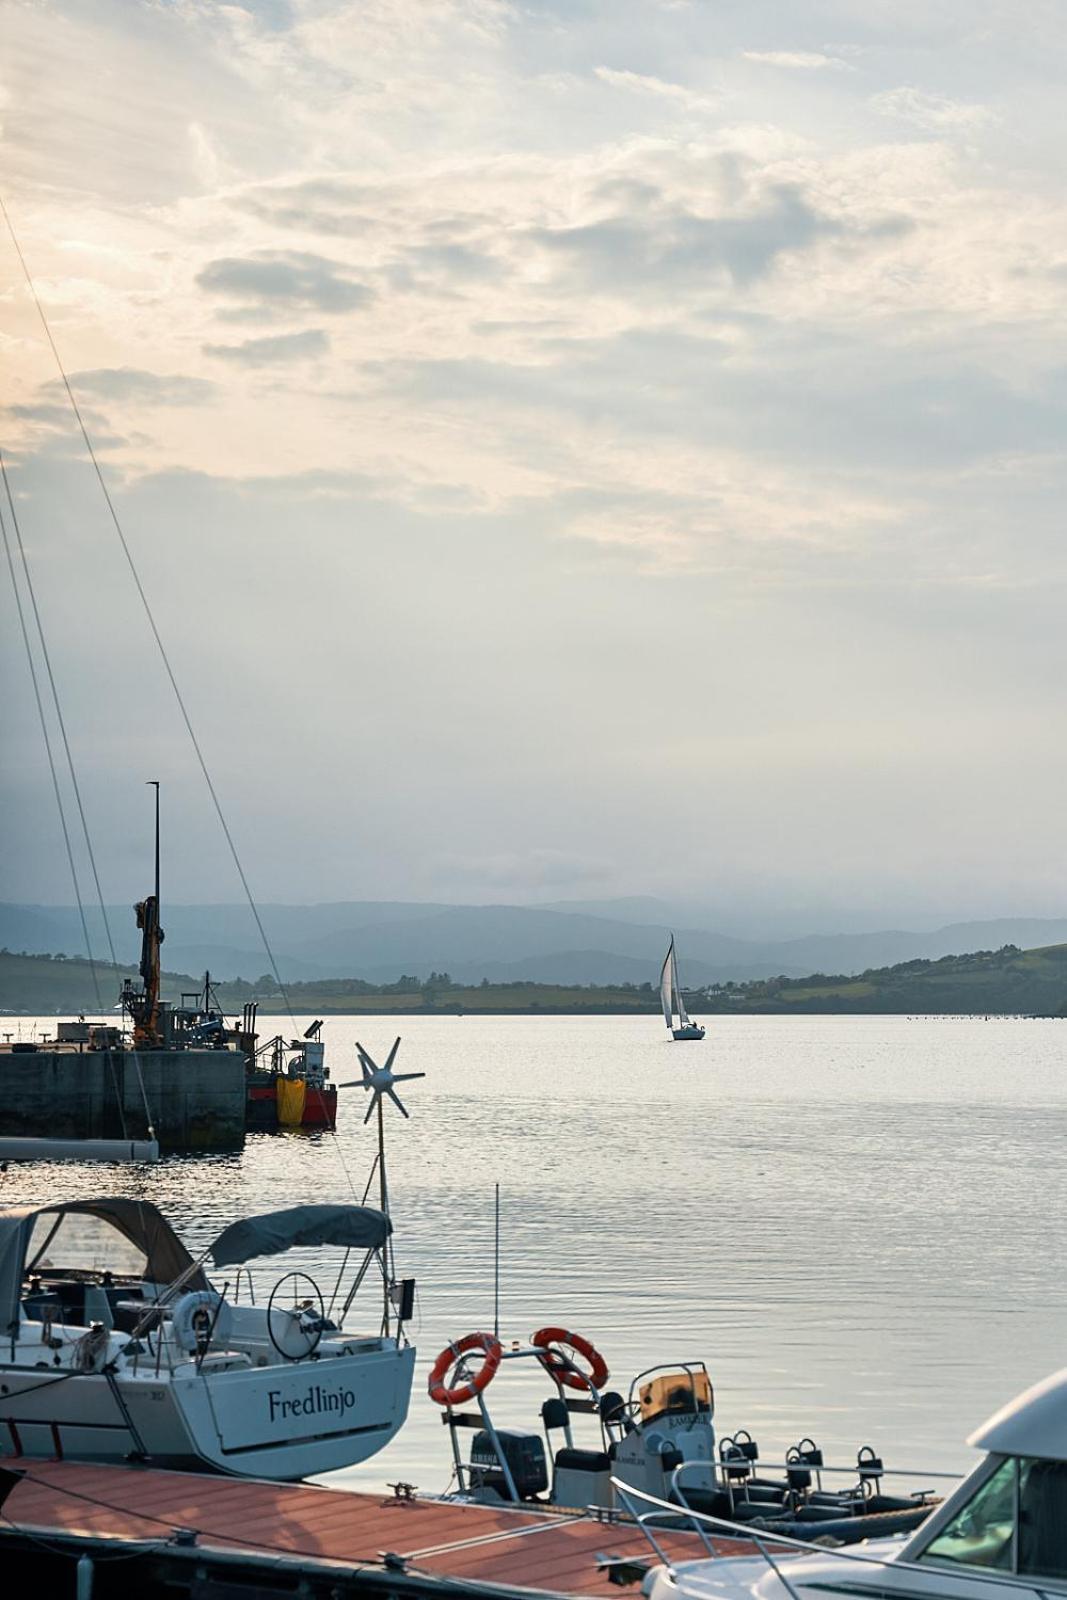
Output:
[
  {"xmin": 386, "ymin": 1086, "xmax": 410, "ymax": 1119},
  {"xmin": 384, "ymin": 1037, "xmax": 402, "ymax": 1072},
  {"xmin": 391, "ymin": 1071, "xmax": 426, "ymax": 1085},
  {"xmin": 363, "ymin": 1097, "xmax": 378, "ymax": 1125}
]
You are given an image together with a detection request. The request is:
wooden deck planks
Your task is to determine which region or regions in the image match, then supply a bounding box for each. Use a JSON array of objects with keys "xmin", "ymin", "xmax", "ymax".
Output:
[{"xmin": 0, "ymin": 1457, "xmax": 732, "ymax": 1596}]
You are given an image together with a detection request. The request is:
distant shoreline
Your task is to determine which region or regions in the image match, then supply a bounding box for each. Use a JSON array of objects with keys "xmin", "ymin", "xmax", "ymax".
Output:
[
  {"xmin": 3, "ymin": 1005, "xmax": 1056, "ymax": 1021},
  {"xmin": 3, "ymin": 939, "xmax": 1066, "ymax": 1017}
]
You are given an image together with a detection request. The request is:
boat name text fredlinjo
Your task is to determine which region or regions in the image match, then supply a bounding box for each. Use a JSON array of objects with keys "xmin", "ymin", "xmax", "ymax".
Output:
[{"xmin": 268, "ymin": 1384, "xmax": 359, "ymax": 1423}]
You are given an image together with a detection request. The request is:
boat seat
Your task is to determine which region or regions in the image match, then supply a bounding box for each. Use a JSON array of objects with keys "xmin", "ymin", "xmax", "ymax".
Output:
[
  {"xmin": 321, "ymin": 1336, "xmax": 383, "ymax": 1356},
  {"xmin": 555, "ymin": 1447, "xmax": 612, "ymax": 1474},
  {"xmin": 34, "ymin": 1279, "xmax": 86, "ymax": 1325},
  {"xmin": 174, "ymin": 1352, "xmax": 253, "ymax": 1375},
  {"xmin": 21, "ymin": 1290, "xmax": 63, "ymax": 1323},
  {"xmin": 103, "ymin": 1286, "xmax": 146, "ymax": 1333}
]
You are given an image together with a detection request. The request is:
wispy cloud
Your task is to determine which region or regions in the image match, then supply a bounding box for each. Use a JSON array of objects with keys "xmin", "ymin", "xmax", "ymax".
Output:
[
  {"xmin": 203, "ymin": 329, "xmax": 330, "ymax": 365},
  {"xmin": 593, "ymin": 66, "xmax": 716, "ymax": 112},
  {"xmin": 742, "ymin": 50, "xmax": 848, "ymax": 71},
  {"xmin": 872, "ymin": 86, "xmax": 994, "ymax": 131},
  {"xmin": 196, "ymin": 251, "xmax": 374, "ymax": 318},
  {"xmin": 58, "ymin": 369, "xmax": 217, "ymax": 406}
]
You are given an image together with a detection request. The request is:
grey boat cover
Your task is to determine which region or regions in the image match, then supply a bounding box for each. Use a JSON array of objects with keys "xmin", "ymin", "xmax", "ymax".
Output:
[
  {"xmin": 0, "ymin": 1197, "xmax": 206, "ymax": 1338},
  {"xmin": 209, "ymin": 1204, "xmax": 390, "ymax": 1267}
]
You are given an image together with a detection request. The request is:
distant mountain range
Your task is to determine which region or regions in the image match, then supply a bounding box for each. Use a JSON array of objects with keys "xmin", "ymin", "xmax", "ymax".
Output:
[{"xmin": 4, "ymin": 899, "xmax": 1067, "ymax": 988}]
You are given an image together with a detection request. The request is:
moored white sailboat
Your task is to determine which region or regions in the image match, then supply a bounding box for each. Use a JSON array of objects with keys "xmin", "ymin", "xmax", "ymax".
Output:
[
  {"xmin": 660, "ymin": 935, "xmax": 705, "ymax": 1041},
  {"xmin": 0, "ymin": 1198, "xmax": 414, "ymax": 1479}
]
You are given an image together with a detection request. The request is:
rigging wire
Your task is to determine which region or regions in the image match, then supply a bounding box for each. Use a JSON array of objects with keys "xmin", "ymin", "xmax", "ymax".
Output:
[
  {"xmin": 0, "ymin": 451, "xmax": 132, "ymax": 1139},
  {"xmin": 0, "ymin": 452, "xmax": 118, "ymax": 972},
  {"xmin": 0, "ymin": 494, "xmax": 122, "ymax": 1091},
  {"xmin": 0, "ymin": 190, "xmax": 297, "ymax": 1033},
  {"xmin": 0, "ymin": 495, "xmax": 98, "ymax": 1003},
  {"xmin": 0, "ymin": 194, "xmax": 369, "ymax": 1196}
]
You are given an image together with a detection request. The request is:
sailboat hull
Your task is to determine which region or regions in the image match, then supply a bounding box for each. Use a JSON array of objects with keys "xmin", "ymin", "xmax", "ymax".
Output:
[
  {"xmin": 672, "ymin": 1025, "xmax": 705, "ymax": 1041},
  {"xmin": 0, "ymin": 1343, "xmax": 415, "ymax": 1480}
]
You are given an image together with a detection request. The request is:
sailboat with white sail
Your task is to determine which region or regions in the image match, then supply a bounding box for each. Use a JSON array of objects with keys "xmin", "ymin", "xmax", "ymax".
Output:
[{"xmin": 660, "ymin": 935, "xmax": 705, "ymax": 1041}]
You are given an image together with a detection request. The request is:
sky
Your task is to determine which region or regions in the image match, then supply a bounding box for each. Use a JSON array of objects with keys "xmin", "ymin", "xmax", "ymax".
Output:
[{"xmin": 2, "ymin": 0, "xmax": 1067, "ymax": 928}]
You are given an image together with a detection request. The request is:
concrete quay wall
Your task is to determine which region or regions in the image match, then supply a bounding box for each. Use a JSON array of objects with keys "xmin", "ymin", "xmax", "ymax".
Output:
[{"xmin": 0, "ymin": 1050, "xmax": 245, "ymax": 1152}]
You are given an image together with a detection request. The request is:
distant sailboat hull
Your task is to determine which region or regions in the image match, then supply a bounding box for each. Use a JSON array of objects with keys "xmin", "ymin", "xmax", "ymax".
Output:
[{"xmin": 672, "ymin": 1024, "xmax": 705, "ymax": 1041}]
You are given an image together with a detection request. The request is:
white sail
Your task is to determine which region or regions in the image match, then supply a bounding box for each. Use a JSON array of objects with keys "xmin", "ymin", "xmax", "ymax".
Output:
[
  {"xmin": 673, "ymin": 944, "xmax": 691, "ymax": 1028},
  {"xmin": 660, "ymin": 938, "xmax": 675, "ymax": 1028}
]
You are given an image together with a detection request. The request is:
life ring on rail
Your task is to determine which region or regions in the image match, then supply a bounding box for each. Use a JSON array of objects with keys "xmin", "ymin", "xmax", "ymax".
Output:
[
  {"xmin": 171, "ymin": 1290, "xmax": 232, "ymax": 1356},
  {"xmin": 427, "ymin": 1331, "xmax": 503, "ymax": 1407},
  {"xmin": 531, "ymin": 1326, "xmax": 609, "ymax": 1392}
]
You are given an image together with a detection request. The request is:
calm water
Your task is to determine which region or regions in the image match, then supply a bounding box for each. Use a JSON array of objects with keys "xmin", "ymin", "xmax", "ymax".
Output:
[{"xmin": 5, "ymin": 1014, "xmax": 1066, "ymax": 1493}]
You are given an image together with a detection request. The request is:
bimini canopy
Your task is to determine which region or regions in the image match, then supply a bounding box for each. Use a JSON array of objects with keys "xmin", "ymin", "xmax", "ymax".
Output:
[
  {"xmin": 0, "ymin": 1198, "xmax": 206, "ymax": 1338},
  {"xmin": 209, "ymin": 1204, "xmax": 391, "ymax": 1268}
]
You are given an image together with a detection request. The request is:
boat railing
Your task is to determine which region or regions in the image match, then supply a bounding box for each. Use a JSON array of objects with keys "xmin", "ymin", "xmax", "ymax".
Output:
[
  {"xmin": 671, "ymin": 1452, "xmax": 958, "ymax": 1512},
  {"xmin": 610, "ymin": 1477, "xmax": 1056, "ymax": 1600}
]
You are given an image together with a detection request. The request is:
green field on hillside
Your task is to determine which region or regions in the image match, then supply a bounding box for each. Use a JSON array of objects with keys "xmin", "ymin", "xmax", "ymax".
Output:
[{"xmin": 3, "ymin": 940, "xmax": 1066, "ymax": 1018}]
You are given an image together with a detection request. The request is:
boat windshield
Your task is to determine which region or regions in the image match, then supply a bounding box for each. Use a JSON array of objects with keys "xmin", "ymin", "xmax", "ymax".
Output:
[
  {"xmin": 919, "ymin": 1455, "xmax": 1067, "ymax": 1580},
  {"xmin": 26, "ymin": 1211, "xmax": 147, "ymax": 1280}
]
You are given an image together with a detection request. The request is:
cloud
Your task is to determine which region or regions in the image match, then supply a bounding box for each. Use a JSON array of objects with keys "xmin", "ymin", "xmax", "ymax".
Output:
[
  {"xmin": 529, "ymin": 183, "xmax": 844, "ymax": 290},
  {"xmin": 203, "ymin": 329, "xmax": 331, "ymax": 365},
  {"xmin": 195, "ymin": 251, "xmax": 374, "ymax": 316},
  {"xmin": 47, "ymin": 369, "xmax": 216, "ymax": 406},
  {"xmin": 593, "ymin": 66, "xmax": 717, "ymax": 112},
  {"xmin": 872, "ymin": 86, "xmax": 994, "ymax": 131},
  {"xmin": 742, "ymin": 51, "xmax": 848, "ymax": 71},
  {"xmin": 405, "ymin": 242, "xmax": 503, "ymax": 281}
]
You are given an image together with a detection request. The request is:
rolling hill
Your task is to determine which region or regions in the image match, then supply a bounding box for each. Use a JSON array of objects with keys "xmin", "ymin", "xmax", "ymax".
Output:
[
  {"xmin": 3, "ymin": 941, "xmax": 1067, "ymax": 1017},
  {"xmin": 5, "ymin": 900, "xmax": 1067, "ymax": 989}
]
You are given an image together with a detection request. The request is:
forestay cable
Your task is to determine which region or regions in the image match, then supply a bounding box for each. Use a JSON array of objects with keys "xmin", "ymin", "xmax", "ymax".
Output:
[
  {"xmin": 0, "ymin": 495, "xmax": 100, "ymax": 1003},
  {"xmin": 1, "ymin": 194, "xmax": 368, "ymax": 1193},
  {"xmin": 0, "ymin": 451, "xmax": 118, "ymax": 971},
  {"xmin": 0, "ymin": 456, "xmax": 133, "ymax": 1136},
  {"xmin": 0, "ymin": 191, "xmax": 296, "ymax": 1033}
]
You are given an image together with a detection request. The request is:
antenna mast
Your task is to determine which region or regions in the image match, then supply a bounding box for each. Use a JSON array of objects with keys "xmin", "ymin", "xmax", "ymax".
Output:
[
  {"xmin": 494, "ymin": 1182, "xmax": 501, "ymax": 1339},
  {"xmin": 150, "ymin": 780, "xmax": 160, "ymax": 921}
]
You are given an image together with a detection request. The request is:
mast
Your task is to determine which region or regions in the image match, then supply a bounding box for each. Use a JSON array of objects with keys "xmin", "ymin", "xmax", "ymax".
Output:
[
  {"xmin": 151, "ymin": 780, "xmax": 159, "ymax": 921},
  {"xmin": 673, "ymin": 942, "xmax": 691, "ymax": 1029},
  {"xmin": 127, "ymin": 781, "xmax": 165, "ymax": 1048}
]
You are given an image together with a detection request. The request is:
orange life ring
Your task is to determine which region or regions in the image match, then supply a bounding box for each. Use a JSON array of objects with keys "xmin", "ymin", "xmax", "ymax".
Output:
[
  {"xmin": 531, "ymin": 1326, "xmax": 609, "ymax": 1392},
  {"xmin": 427, "ymin": 1331, "xmax": 503, "ymax": 1407}
]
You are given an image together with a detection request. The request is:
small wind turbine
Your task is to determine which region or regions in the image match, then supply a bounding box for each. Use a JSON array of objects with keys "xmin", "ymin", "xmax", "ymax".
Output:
[
  {"xmin": 335, "ymin": 1037, "xmax": 424, "ymax": 1338},
  {"xmin": 353, "ymin": 1038, "xmax": 426, "ymax": 1125},
  {"xmin": 337, "ymin": 1036, "xmax": 424, "ymax": 1242}
]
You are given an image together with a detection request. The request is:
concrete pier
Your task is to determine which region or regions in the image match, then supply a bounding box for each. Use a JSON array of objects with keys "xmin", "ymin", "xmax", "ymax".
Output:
[{"xmin": 0, "ymin": 1048, "xmax": 245, "ymax": 1152}]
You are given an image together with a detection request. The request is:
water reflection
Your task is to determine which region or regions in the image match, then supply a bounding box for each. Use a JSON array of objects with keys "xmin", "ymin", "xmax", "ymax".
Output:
[{"xmin": 3, "ymin": 1014, "xmax": 1065, "ymax": 1492}]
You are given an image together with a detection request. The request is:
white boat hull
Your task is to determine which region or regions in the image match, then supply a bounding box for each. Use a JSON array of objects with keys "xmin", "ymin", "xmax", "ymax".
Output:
[{"xmin": 0, "ymin": 1343, "xmax": 415, "ymax": 1479}]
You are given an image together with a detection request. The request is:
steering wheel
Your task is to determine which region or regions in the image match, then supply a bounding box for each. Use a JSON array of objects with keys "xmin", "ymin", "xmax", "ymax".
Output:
[{"xmin": 266, "ymin": 1272, "xmax": 326, "ymax": 1361}]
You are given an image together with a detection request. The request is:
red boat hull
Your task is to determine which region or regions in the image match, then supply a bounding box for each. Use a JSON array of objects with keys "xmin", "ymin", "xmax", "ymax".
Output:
[{"xmin": 245, "ymin": 1079, "xmax": 337, "ymax": 1131}]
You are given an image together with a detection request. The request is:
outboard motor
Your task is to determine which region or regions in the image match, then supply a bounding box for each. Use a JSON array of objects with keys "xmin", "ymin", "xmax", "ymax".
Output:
[{"xmin": 469, "ymin": 1429, "xmax": 548, "ymax": 1501}]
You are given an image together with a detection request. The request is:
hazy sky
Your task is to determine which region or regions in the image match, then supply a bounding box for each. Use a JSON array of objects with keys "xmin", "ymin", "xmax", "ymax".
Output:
[{"xmin": 2, "ymin": 1, "xmax": 1066, "ymax": 923}]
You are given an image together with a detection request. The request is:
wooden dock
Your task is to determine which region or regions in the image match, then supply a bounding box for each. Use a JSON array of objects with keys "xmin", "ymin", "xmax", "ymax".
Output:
[{"xmin": 0, "ymin": 1456, "xmax": 752, "ymax": 1598}]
